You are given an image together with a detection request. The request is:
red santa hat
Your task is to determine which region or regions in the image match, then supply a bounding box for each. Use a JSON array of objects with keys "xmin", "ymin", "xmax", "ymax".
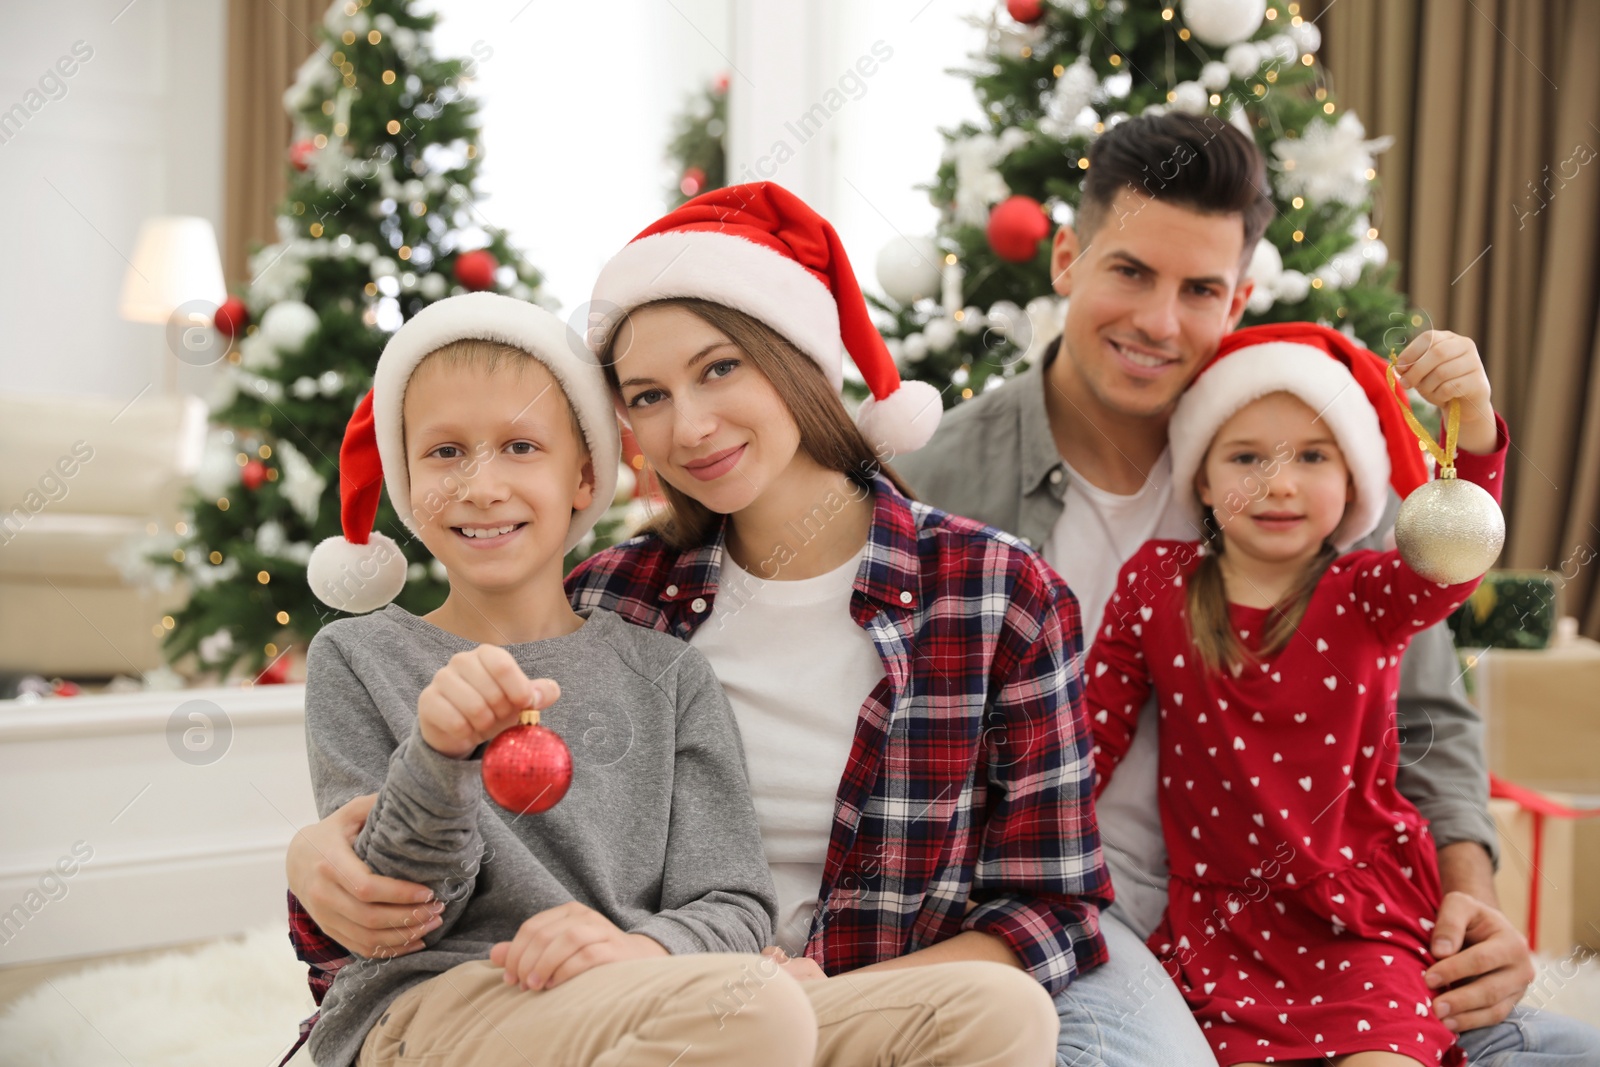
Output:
[
  {"xmin": 588, "ymin": 182, "xmax": 942, "ymax": 453},
  {"xmin": 307, "ymin": 293, "xmax": 620, "ymax": 614},
  {"xmin": 1168, "ymin": 322, "xmax": 1429, "ymax": 551}
]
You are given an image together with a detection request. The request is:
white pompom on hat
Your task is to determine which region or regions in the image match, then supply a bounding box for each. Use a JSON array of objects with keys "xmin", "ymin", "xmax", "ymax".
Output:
[
  {"xmin": 307, "ymin": 293, "xmax": 620, "ymax": 613},
  {"xmin": 588, "ymin": 181, "xmax": 942, "ymax": 454},
  {"xmin": 1168, "ymin": 322, "xmax": 1429, "ymax": 552}
]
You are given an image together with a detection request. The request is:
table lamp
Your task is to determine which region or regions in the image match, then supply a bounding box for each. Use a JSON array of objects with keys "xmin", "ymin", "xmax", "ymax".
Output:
[{"xmin": 118, "ymin": 216, "xmax": 226, "ymax": 391}]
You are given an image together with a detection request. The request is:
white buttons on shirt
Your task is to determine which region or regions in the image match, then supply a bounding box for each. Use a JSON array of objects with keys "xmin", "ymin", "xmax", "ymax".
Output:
[
  {"xmin": 665, "ymin": 584, "xmax": 679, "ymax": 597},
  {"xmin": 1048, "ymin": 468, "xmax": 1064, "ymax": 485},
  {"xmin": 691, "ymin": 597, "xmax": 708, "ymax": 613},
  {"xmin": 899, "ymin": 591, "xmax": 913, "ymax": 604},
  {"xmin": 1019, "ymin": 537, "xmax": 1033, "ymax": 548}
]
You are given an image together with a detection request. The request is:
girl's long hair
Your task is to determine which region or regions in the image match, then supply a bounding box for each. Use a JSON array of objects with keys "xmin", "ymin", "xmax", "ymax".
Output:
[
  {"xmin": 1186, "ymin": 507, "xmax": 1339, "ymax": 676},
  {"xmin": 597, "ymin": 298, "xmax": 916, "ymax": 551}
]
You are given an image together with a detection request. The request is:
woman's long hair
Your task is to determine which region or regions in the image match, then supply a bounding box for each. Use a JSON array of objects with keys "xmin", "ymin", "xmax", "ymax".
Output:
[
  {"xmin": 598, "ymin": 298, "xmax": 917, "ymax": 551},
  {"xmin": 1185, "ymin": 507, "xmax": 1338, "ymax": 676}
]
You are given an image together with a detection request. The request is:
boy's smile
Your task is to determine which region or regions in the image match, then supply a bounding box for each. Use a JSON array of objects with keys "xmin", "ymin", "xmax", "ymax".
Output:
[{"xmin": 454, "ymin": 522, "xmax": 527, "ymax": 545}]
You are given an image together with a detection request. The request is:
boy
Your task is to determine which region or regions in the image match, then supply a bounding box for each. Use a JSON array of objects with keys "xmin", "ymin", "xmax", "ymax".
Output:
[{"xmin": 297, "ymin": 293, "xmax": 800, "ymax": 1067}]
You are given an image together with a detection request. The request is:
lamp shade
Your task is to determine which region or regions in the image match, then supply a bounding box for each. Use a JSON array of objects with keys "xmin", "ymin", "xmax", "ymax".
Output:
[{"xmin": 118, "ymin": 216, "xmax": 227, "ymax": 325}]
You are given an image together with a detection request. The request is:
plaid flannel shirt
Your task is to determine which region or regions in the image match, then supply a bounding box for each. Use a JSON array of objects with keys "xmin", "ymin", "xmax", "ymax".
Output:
[{"xmin": 281, "ymin": 473, "xmax": 1109, "ymax": 1063}]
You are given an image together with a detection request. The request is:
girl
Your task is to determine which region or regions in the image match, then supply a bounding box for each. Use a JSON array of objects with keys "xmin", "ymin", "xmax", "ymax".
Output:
[{"xmin": 1087, "ymin": 321, "xmax": 1507, "ymax": 1067}]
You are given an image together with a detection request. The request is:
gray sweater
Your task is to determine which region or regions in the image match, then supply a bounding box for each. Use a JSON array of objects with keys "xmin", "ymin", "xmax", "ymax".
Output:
[{"xmin": 303, "ymin": 605, "xmax": 777, "ymax": 1067}]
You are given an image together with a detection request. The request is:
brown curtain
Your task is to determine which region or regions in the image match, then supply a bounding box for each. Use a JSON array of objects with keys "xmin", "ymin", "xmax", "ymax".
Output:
[
  {"xmin": 223, "ymin": 0, "xmax": 329, "ymax": 284},
  {"xmin": 1316, "ymin": 0, "xmax": 1600, "ymax": 639}
]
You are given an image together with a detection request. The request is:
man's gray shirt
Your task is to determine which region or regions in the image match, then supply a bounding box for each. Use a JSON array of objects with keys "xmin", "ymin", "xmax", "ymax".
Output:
[
  {"xmin": 303, "ymin": 605, "xmax": 776, "ymax": 1067},
  {"xmin": 894, "ymin": 344, "xmax": 1496, "ymax": 928}
]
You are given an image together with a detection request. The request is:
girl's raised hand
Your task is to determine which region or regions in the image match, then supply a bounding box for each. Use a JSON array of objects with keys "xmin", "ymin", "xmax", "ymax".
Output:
[{"xmin": 1392, "ymin": 330, "xmax": 1497, "ymax": 454}]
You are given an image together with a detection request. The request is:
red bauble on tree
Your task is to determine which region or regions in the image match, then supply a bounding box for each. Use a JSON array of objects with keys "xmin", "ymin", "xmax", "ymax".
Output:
[
  {"xmin": 255, "ymin": 656, "xmax": 291, "ymax": 685},
  {"xmin": 1007, "ymin": 0, "xmax": 1046, "ymax": 23},
  {"xmin": 482, "ymin": 709, "xmax": 573, "ymax": 815},
  {"xmin": 680, "ymin": 166, "xmax": 707, "ymax": 199},
  {"xmin": 240, "ymin": 460, "xmax": 268, "ymax": 491},
  {"xmin": 289, "ymin": 139, "xmax": 317, "ymax": 172},
  {"xmin": 453, "ymin": 249, "xmax": 499, "ymax": 291},
  {"xmin": 213, "ymin": 296, "xmax": 250, "ymax": 338},
  {"xmin": 987, "ymin": 195, "xmax": 1052, "ymax": 263}
]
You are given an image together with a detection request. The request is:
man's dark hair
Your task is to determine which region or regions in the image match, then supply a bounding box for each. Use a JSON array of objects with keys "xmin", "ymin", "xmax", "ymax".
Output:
[{"xmin": 1077, "ymin": 111, "xmax": 1273, "ymax": 262}]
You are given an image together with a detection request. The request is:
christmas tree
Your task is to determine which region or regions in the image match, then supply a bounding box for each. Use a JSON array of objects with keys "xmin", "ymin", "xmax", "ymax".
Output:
[
  {"xmin": 137, "ymin": 0, "xmax": 634, "ymax": 681},
  {"xmin": 665, "ymin": 72, "xmax": 729, "ymax": 207},
  {"xmin": 871, "ymin": 0, "xmax": 1410, "ymax": 405}
]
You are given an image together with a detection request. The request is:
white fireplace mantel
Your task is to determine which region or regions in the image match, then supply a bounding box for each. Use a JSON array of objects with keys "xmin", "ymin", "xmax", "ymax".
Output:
[{"xmin": 0, "ymin": 684, "xmax": 317, "ymax": 967}]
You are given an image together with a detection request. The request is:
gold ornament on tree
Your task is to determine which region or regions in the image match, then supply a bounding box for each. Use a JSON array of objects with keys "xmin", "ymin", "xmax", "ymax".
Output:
[{"xmin": 1387, "ymin": 355, "xmax": 1505, "ymax": 585}]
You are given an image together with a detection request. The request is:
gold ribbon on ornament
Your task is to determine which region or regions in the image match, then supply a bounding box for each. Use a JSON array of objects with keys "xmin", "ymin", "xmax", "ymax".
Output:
[{"xmin": 1387, "ymin": 350, "xmax": 1462, "ymax": 477}]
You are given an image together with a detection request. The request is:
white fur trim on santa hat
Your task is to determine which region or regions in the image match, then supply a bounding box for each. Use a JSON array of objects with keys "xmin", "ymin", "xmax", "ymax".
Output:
[
  {"xmin": 589, "ymin": 230, "xmax": 844, "ymax": 389},
  {"xmin": 1168, "ymin": 342, "xmax": 1391, "ymax": 551},
  {"xmin": 307, "ymin": 531, "xmax": 408, "ymax": 614},
  {"xmin": 372, "ymin": 293, "xmax": 620, "ymax": 555},
  {"xmin": 857, "ymin": 379, "xmax": 943, "ymax": 455}
]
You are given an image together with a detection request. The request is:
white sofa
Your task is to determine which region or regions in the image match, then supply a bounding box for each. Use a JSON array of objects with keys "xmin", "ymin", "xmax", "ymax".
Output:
[{"xmin": 0, "ymin": 390, "xmax": 207, "ymax": 680}]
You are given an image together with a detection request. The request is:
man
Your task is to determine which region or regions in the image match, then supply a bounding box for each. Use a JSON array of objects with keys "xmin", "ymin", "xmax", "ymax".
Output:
[{"xmin": 895, "ymin": 112, "xmax": 1599, "ymax": 1066}]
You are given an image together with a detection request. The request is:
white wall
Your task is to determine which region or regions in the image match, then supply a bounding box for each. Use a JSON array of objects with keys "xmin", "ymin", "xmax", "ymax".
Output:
[
  {"xmin": 430, "ymin": 0, "xmax": 733, "ymax": 314},
  {"xmin": 724, "ymin": 0, "xmax": 987, "ymax": 298},
  {"xmin": 0, "ymin": 0, "xmax": 225, "ymax": 400},
  {"xmin": 822, "ymin": 1, "xmax": 989, "ymax": 298}
]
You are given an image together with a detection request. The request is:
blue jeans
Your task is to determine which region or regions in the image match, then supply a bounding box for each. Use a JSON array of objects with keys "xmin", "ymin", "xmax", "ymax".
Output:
[
  {"xmin": 1455, "ymin": 1007, "xmax": 1600, "ymax": 1064},
  {"xmin": 1053, "ymin": 906, "xmax": 1214, "ymax": 1067},
  {"xmin": 1052, "ymin": 907, "xmax": 1600, "ymax": 1067}
]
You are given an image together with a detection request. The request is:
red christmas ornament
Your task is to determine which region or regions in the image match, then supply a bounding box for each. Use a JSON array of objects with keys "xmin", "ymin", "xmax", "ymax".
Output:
[
  {"xmin": 214, "ymin": 296, "xmax": 250, "ymax": 339},
  {"xmin": 289, "ymin": 139, "xmax": 317, "ymax": 172},
  {"xmin": 255, "ymin": 656, "xmax": 291, "ymax": 685},
  {"xmin": 453, "ymin": 249, "xmax": 499, "ymax": 291},
  {"xmin": 712, "ymin": 71, "xmax": 730, "ymax": 95},
  {"xmin": 241, "ymin": 460, "xmax": 268, "ymax": 490},
  {"xmin": 483, "ymin": 709, "xmax": 573, "ymax": 815},
  {"xmin": 51, "ymin": 678, "xmax": 82, "ymax": 698},
  {"xmin": 680, "ymin": 166, "xmax": 707, "ymax": 199},
  {"xmin": 1006, "ymin": 0, "xmax": 1046, "ymax": 23},
  {"xmin": 987, "ymin": 195, "xmax": 1052, "ymax": 263}
]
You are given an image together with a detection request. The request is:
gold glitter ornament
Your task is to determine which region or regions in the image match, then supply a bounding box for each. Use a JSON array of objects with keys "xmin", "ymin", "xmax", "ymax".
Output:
[
  {"xmin": 1393, "ymin": 470, "xmax": 1505, "ymax": 585},
  {"xmin": 1387, "ymin": 356, "xmax": 1505, "ymax": 585}
]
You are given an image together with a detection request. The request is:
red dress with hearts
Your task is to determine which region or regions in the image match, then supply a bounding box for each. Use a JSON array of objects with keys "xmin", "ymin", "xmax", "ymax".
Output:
[{"xmin": 1085, "ymin": 432, "xmax": 1504, "ymax": 1065}]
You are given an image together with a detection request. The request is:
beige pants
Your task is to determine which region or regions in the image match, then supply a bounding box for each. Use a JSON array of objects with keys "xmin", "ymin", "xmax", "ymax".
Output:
[{"xmin": 355, "ymin": 953, "xmax": 1058, "ymax": 1066}]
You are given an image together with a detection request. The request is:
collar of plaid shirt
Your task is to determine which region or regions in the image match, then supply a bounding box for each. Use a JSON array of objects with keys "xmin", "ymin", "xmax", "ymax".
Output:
[{"xmin": 281, "ymin": 472, "xmax": 1109, "ymax": 1065}]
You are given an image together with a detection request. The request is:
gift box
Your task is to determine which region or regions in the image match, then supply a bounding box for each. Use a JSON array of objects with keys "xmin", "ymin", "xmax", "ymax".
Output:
[
  {"xmin": 1467, "ymin": 633, "xmax": 1600, "ymax": 793},
  {"xmin": 1469, "ymin": 634, "xmax": 1600, "ymax": 952},
  {"xmin": 1577, "ymin": 818, "xmax": 1600, "ymax": 952},
  {"xmin": 1449, "ymin": 570, "xmax": 1561, "ymax": 650},
  {"xmin": 1488, "ymin": 782, "xmax": 1600, "ymax": 954}
]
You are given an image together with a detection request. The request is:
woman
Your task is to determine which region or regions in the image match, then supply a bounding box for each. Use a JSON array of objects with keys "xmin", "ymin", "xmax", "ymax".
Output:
[{"xmin": 285, "ymin": 183, "xmax": 1109, "ymax": 1064}]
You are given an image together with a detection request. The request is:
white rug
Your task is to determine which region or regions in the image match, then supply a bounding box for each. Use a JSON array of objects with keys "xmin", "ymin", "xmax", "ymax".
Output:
[
  {"xmin": 0, "ymin": 925, "xmax": 313, "ymax": 1067},
  {"xmin": 0, "ymin": 926, "xmax": 1594, "ymax": 1065}
]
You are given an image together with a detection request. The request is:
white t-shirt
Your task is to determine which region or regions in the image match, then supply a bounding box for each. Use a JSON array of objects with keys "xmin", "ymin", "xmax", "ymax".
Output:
[
  {"xmin": 1043, "ymin": 447, "xmax": 1197, "ymax": 937},
  {"xmin": 689, "ymin": 544, "xmax": 885, "ymax": 955}
]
